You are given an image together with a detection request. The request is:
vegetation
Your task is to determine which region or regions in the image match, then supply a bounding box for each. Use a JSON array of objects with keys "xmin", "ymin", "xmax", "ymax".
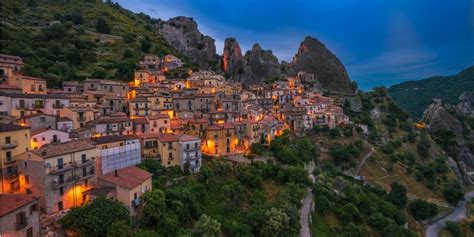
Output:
[
  {"xmin": 388, "ymin": 66, "xmax": 474, "ymax": 118},
  {"xmin": 136, "ymin": 158, "xmax": 308, "ymax": 236},
  {"xmin": 60, "ymin": 197, "xmax": 130, "ymax": 237},
  {"xmin": 0, "ymin": 0, "xmax": 187, "ymax": 87},
  {"xmin": 311, "ymin": 167, "xmax": 417, "ymax": 237},
  {"xmin": 269, "ymin": 131, "xmax": 318, "ymax": 165},
  {"xmin": 408, "ymin": 199, "xmax": 438, "ymax": 221}
]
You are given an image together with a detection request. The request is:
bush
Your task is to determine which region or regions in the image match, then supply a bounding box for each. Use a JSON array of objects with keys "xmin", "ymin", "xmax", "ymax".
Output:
[
  {"xmin": 445, "ymin": 221, "xmax": 464, "ymax": 237},
  {"xmin": 443, "ymin": 184, "xmax": 464, "ymax": 204},
  {"xmin": 96, "ymin": 16, "xmax": 111, "ymax": 34},
  {"xmin": 409, "ymin": 199, "xmax": 438, "ymax": 220}
]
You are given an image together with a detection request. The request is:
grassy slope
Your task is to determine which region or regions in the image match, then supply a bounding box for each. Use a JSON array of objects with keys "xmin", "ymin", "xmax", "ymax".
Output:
[
  {"xmin": 388, "ymin": 66, "xmax": 474, "ymax": 119},
  {"xmin": 0, "ymin": 0, "xmax": 187, "ymax": 84}
]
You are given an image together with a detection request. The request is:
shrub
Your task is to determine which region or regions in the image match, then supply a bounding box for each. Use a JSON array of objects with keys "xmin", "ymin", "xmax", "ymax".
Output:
[{"xmin": 409, "ymin": 199, "xmax": 438, "ymax": 220}]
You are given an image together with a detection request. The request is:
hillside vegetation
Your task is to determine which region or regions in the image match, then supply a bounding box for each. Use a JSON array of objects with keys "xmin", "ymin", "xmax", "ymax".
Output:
[
  {"xmin": 0, "ymin": 0, "xmax": 189, "ymax": 87},
  {"xmin": 388, "ymin": 66, "xmax": 474, "ymax": 119}
]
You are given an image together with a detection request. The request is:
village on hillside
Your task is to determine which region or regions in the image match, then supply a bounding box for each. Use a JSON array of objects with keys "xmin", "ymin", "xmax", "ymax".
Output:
[{"xmin": 0, "ymin": 53, "xmax": 351, "ymax": 236}]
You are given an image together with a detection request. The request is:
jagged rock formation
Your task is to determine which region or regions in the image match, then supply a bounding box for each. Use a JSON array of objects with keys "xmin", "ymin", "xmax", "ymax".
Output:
[
  {"xmin": 242, "ymin": 43, "xmax": 281, "ymax": 84},
  {"xmin": 423, "ymin": 96, "xmax": 474, "ymax": 168},
  {"xmin": 458, "ymin": 92, "xmax": 474, "ymax": 116},
  {"xmin": 288, "ymin": 36, "xmax": 354, "ymax": 93},
  {"xmin": 221, "ymin": 38, "xmax": 244, "ymax": 78},
  {"xmin": 221, "ymin": 39, "xmax": 281, "ymax": 86},
  {"xmin": 158, "ymin": 17, "xmax": 217, "ymax": 69}
]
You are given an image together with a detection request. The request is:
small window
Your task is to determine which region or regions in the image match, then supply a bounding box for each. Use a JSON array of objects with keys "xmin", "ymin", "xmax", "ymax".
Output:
[{"xmin": 59, "ymin": 187, "xmax": 64, "ymax": 195}]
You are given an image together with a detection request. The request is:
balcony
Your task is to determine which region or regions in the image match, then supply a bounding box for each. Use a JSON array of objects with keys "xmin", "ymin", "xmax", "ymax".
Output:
[
  {"xmin": 49, "ymin": 164, "xmax": 73, "ymax": 174},
  {"xmin": 75, "ymin": 158, "xmax": 95, "ymax": 168},
  {"xmin": 131, "ymin": 197, "xmax": 141, "ymax": 208},
  {"xmin": 15, "ymin": 104, "xmax": 28, "ymax": 109},
  {"xmin": 33, "ymin": 104, "xmax": 44, "ymax": 109},
  {"xmin": 77, "ymin": 117, "xmax": 87, "ymax": 122},
  {"xmin": 1, "ymin": 140, "xmax": 19, "ymax": 150},
  {"xmin": 79, "ymin": 169, "xmax": 95, "ymax": 180},
  {"xmin": 53, "ymin": 104, "xmax": 64, "ymax": 109},
  {"xmin": 52, "ymin": 176, "xmax": 77, "ymax": 189},
  {"xmin": 184, "ymin": 147, "xmax": 200, "ymax": 152}
]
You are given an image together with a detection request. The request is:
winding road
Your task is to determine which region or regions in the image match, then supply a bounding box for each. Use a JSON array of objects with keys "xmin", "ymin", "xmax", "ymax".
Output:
[
  {"xmin": 425, "ymin": 191, "xmax": 474, "ymax": 237},
  {"xmin": 300, "ymin": 162, "xmax": 316, "ymax": 237}
]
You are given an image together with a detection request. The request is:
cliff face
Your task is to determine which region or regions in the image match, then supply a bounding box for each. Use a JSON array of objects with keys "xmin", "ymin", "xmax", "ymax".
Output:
[
  {"xmin": 288, "ymin": 36, "xmax": 354, "ymax": 93},
  {"xmin": 221, "ymin": 38, "xmax": 244, "ymax": 77},
  {"xmin": 423, "ymin": 95, "xmax": 474, "ymax": 168},
  {"xmin": 158, "ymin": 17, "xmax": 217, "ymax": 69},
  {"xmin": 222, "ymin": 39, "xmax": 281, "ymax": 86}
]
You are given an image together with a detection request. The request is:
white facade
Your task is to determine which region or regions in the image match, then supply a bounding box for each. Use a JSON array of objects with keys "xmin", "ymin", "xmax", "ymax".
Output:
[
  {"xmin": 31, "ymin": 129, "xmax": 71, "ymax": 149},
  {"xmin": 178, "ymin": 138, "xmax": 202, "ymax": 173},
  {"xmin": 97, "ymin": 139, "xmax": 141, "ymax": 175}
]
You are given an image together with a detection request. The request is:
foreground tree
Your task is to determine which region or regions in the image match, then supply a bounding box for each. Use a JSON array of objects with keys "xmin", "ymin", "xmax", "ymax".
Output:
[
  {"xmin": 192, "ymin": 214, "xmax": 222, "ymax": 237},
  {"xmin": 60, "ymin": 197, "xmax": 130, "ymax": 237}
]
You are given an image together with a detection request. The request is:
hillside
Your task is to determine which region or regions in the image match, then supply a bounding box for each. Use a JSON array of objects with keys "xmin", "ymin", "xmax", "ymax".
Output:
[
  {"xmin": 0, "ymin": 0, "xmax": 190, "ymax": 87},
  {"xmin": 388, "ymin": 66, "xmax": 474, "ymax": 119}
]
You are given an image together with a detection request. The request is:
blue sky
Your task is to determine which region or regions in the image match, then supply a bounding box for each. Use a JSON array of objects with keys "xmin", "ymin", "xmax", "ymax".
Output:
[{"xmin": 116, "ymin": 0, "xmax": 474, "ymax": 90}]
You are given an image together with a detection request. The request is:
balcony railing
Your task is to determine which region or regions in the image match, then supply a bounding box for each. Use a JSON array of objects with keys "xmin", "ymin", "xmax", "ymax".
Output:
[
  {"xmin": 52, "ymin": 104, "xmax": 64, "ymax": 109},
  {"xmin": 52, "ymin": 176, "xmax": 76, "ymax": 189},
  {"xmin": 75, "ymin": 159, "xmax": 94, "ymax": 168},
  {"xmin": 184, "ymin": 147, "xmax": 200, "ymax": 152},
  {"xmin": 33, "ymin": 104, "xmax": 44, "ymax": 109},
  {"xmin": 1, "ymin": 140, "xmax": 19, "ymax": 150},
  {"xmin": 49, "ymin": 164, "xmax": 73, "ymax": 174}
]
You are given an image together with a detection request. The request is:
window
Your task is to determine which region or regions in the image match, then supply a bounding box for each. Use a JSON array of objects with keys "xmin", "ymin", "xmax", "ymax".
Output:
[
  {"xmin": 29, "ymin": 204, "xmax": 38, "ymax": 215},
  {"xmin": 58, "ymin": 201, "xmax": 63, "ymax": 211},
  {"xmin": 33, "ymin": 138, "xmax": 37, "ymax": 142},
  {"xmin": 59, "ymin": 187, "xmax": 64, "ymax": 195},
  {"xmin": 5, "ymin": 136, "xmax": 11, "ymax": 144},
  {"xmin": 83, "ymin": 167, "xmax": 87, "ymax": 177},
  {"xmin": 186, "ymin": 144, "xmax": 189, "ymax": 150},
  {"xmin": 58, "ymin": 174, "xmax": 64, "ymax": 184},
  {"xmin": 168, "ymin": 152, "xmax": 173, "ymax": 160},
  {"xmin": 164, "ymin": 120, "xmax": 168, "ymax": 124},
  {"xmin": 57, "ymin": 158, "xmax": 63, "ymax": 169},
  {"xmin": 23, "ymin": 161, "xmax": 28, "ymax": 168},
  {"xmin": 42, "ymin": 137, "xmax": 45, "ymax": 141},
  {"xmin": 15, "ymin": 212, "xmax": 26, "ymax": 229},
  {"xmin": 25, "ymin": 176, "xmax": 29, "ymax": 185},
  {"xmin": 81, "ymin": 154, "xmax": 87, "ymax": 163},
  {"xmin": 6, "ymin": 151, "xmax": 12, "ymax": 161}
]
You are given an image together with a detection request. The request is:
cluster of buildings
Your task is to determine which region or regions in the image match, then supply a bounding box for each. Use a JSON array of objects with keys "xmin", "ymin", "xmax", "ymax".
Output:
[{"xmin": 0, "ymin": 53, "xmax": 348, "ymax": 236}]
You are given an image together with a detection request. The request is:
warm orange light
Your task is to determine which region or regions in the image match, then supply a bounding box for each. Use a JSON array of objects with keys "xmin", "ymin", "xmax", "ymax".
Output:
[
  {"xmin": 217, "ymin": 120, "xmax": 225, "ymax": 124},
  {"xmin": 66, "ymin": 185, "xmax": 87, "ymax": 207},
  {"xmin": 185, "ymin": 81, "xmax": 191, "ymax": 89}
]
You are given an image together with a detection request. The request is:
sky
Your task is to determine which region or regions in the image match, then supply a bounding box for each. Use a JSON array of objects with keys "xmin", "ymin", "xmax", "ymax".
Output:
[{"xmin": 116, "ymin": 0, "xmax": 474, "ymax": 90}]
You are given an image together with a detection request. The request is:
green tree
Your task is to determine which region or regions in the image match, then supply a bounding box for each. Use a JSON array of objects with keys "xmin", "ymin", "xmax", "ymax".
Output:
[
  {"xmin": 96, "ymin": 16, "xmax": 111, "ymax": 34},
  {"xmin": 417, "ymin": 133, "xmax": 431, "ymax": 158},
  {"xmin": 443, "ymin": 184, "xmax": 464, "ymax": 204},
  {"xmin": 59, "ymin": 197, "xmax": 130, "ymax": 237},
  {"xmin": 262, "ymin": 208, "xmax": 290, "ymax": 237},
  {"xmin": 386, "ymin": 182, "xmax": 407, "ymax": 208},
  {"xmin": 106, "ymin": 220, "xmax": 133, "ymax": 237},
  {"xmin": 409, "ymin": 199, "xmax": 438, "ymax": 220},
  {"xmin": 445, "ymin": 221, "xmax": 464, "ymax": 237},
  {"xmin": 192, "ymin": 214, "xmax": 222, "ymax": 237},
  {"xmin": 141, "ymin": 189, "xmax": 167, "ymax": 226}
]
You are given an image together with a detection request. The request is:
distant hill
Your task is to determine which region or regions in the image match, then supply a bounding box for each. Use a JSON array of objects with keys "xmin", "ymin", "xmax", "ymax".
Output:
[
  {"xmin": 388, "ymin": 66, "xmax": 474, "ymax": 119},
  {"xmin": 0, "ymin": 0, "xmax": 191, "ymax": 87}
]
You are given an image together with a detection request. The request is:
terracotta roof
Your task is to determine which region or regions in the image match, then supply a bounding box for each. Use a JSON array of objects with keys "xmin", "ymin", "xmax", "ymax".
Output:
[
  {"xmin": 133, "ymin": 117, "xmax": 149, "ymax": 124},
  {"xmin": 100, "ymin": 166, "xmax": 152, "ymax": 189},
  {"xmin": 0, "ymin": 194, "xmax": 38, "ymax": 217},
  {"xmin": 31, "ymin": 127, "xmax": 49, "ymax": 136},
  {"xmin": 157, "ymin": 133, "xmax": 179, "ymax": 142},
  {"xmin": 91, "ymin": 135, "xmax": 137, "ymax": 145},
  {"xmin": 138, "ymin": 132, "xmax": 161, "ymax": 139},
  {"xmin": 0, "ymin": 123, "xmax": 29, "ymax": 132},
  {"xmin": 31, "ymin": 140, "xmax": 95, "ymax": 158},
  {"xmin": 177, "ymin": 134, "xmax": 200, "ymax": 142},
  {"xmin": 0, "ymin": 85, "xmax": 21, "ymax": 90},
  {"xmin": 147, "ymin": 114, "xmax": 169, "ymax": 119}
]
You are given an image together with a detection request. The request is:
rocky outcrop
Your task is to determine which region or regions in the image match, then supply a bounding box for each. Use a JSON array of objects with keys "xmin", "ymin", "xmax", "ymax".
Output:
[
  {"xmin": 423, "ymin": 97, "xmax": 474, "ymax": 168},
  {"xmin": 222, "ymin": 39, "xmax": 281, "ymax": 86},
  {"xmin": 457, "ymin": 92, "xmax": 474, "ymax": 116},
  {"xmin": 288, "ymin": 36, "xmax": 354, "ymax": 93},
  {"xmin": 241, "ymin": 43, "xmax": 281, "ymax": 85},
  {"xmin": 221, "ymin": 38, "xmax": 244, "ymax": 78},
  {"xmin": 158, "ymin": 17, "xmax": 217, "ymax": 69}
]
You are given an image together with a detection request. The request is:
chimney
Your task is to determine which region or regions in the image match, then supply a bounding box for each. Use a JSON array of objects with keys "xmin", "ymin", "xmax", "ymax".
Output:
[{"xmin": 114, "ymin": 169, "xmax": 118, "ymax": 177}]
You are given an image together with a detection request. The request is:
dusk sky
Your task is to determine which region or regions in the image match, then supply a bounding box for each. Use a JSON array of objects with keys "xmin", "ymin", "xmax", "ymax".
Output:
[{"xmin": 117, "ymin": 0, "xmax": 474, "ymax": 90}]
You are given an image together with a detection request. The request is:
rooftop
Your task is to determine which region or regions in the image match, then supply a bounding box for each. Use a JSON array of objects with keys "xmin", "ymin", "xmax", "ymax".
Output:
[
  {"xmin": 31, "ymin": 140, "xmax": 95, "ymax": 158},
  {"xmin": 0, "ymin": 194, "xmax": 38, "ymax": 217},
  {"xmin": 0, "ymin": 123, "xmax": 29, "ymax": 132},
  {"xmin": 100, "ymin": 166, "xmax": 152, "ymax": 190}
]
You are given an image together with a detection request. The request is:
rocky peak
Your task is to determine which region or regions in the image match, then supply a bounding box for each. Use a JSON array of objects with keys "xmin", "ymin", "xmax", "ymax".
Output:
[
  {"xmin": 221, "ymin": 37, "xmax": 244, "ymax": 76},
  {"xmin": 251, "ymin": 43, "xmax": 263, "ymax": 52},
  {"xmin": 158, "ymin": 16, "xmax": 217, "ymax": 69},
  {"xmin": 289, "ymin": 36, "xmax": 354, "ymax": 93},
  {"xmin": 457, "ymin": 92, "xmax": 474, "ymax": 116}
]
